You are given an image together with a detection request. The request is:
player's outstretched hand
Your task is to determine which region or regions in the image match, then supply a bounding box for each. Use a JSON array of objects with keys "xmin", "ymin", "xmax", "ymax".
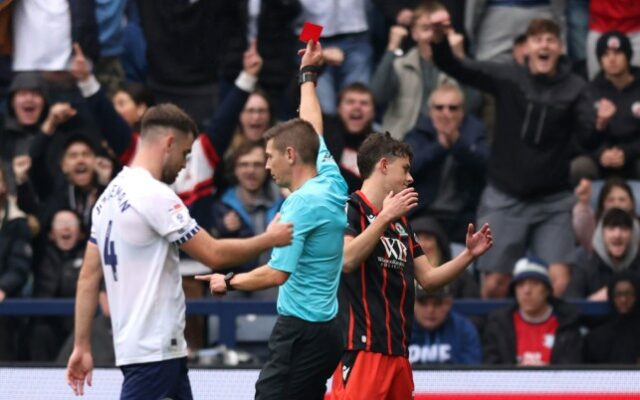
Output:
[
  {"xmin": 465, "ymin": 223, "xmax": 493, "ymax": 258},
  {"xmin": 266, "ymin": 213, "xmax": 293, "ymax": 246},
  {"xmin": 379, "ymin": 188, "xmax": 419, "ymax": 223},
  {"xmin": 66, "ymin": 347, "xmax": 93, "ymax": 396},
  {"xmin": 195, "ymin": 273, "xmax": 227, "ymax": 296}
]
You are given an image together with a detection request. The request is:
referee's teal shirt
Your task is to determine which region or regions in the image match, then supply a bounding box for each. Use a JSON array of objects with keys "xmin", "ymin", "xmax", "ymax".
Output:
[{"xmin": 268, "ymin": 136, "xmax": 348, "ymax": 322}]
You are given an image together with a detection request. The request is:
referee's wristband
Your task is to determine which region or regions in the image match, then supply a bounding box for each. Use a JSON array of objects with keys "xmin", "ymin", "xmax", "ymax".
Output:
[
  {"xmin": 300, "ymin": 65, "xmax": 321, "ymax": 74},
  {"xmin": 224, "ymin": 272, "xmax": 236, "ymax": 291},
  {"xmin": 298, "ymin": 71, "xmax": 318, "ymax": 86}
]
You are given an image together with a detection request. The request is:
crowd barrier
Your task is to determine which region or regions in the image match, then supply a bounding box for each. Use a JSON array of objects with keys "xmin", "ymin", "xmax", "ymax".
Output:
[
  {"xmin": 1, "ymin": 367, "xmax": 639, "ymax": 399},
  {"xmin": 0, "ymin": 299, "xmax": 611, "ymax": 347}
]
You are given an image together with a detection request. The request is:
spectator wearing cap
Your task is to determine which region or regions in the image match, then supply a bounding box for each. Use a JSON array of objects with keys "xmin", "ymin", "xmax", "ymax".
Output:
[
  {"xmin": 19, "ymin": 130, "xmax": 104, "ymax": 235},
  {"xmin": 573, "ymin": 31, "xmax": 640, "ymax": 182},
  {"xmin": 404, "ymin": 82, "xmax": 488, "ymax": 243},
  {"xmin": 483, "ymin": 257, "xmax": 583, "ymax": 365},
  {"xmin": 411, "ymin": 216, "xmax": 480, "ymax": 298},
  {"xmin": 409, "ymin": 284, "xmax": 481, "ymax": 365},
  {"xmin": 567, "ymin": 208, "xmax": 640, "ymax": 301},
  {"xmin": 584, "ymin": 271, "xmax": 640, "ymax": 364},
  {"xmin": 0, "ymin": 72, "xmax": 49, "ymax": 193}
]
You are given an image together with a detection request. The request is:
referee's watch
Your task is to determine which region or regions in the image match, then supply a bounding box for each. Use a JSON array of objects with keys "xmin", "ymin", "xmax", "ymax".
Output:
[{"xmin": 224, "ymin": 272, "xmax": 235, "ymax": 291}]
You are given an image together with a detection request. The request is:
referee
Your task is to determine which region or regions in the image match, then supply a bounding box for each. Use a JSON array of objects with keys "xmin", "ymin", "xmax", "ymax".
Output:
[
  {"xmin": 331, "ymin": 133, "xmax": 493, "ymax": 399},
  {"xmin": 197, "ymin": 40, "xmax": 348, "ymax": 400}
]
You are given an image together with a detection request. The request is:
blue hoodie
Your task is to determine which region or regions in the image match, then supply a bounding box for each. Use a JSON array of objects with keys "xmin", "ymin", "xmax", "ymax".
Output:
[{"xmin": 409, "ymin": 310, "xmax": 482, "ymax": 365}]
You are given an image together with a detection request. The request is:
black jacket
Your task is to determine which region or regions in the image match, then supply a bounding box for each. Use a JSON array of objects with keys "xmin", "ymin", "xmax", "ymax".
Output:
[
  {"xmin": 137, "ymin": 0, "xmax": 222, "ymax": 86},
  {"xmin": 567, "ymin": 220, "xmax": 640, "ymax": 299},
  {"xmin": 432, "ymin": 40, "xmax": 597, "ymax": 199},
  {"xmin": 404, "ymin": 113, "xmax": 488, "ymax": 220},
  {"xmin": 587, "ymin": 67, "xmax": 640, "ymax": 173},
  {"xmin": 0, "ymin": 200, "xmax": 32, "ymax": 297},
  {"xmin": 584, "ymin": 272, "xmax": 640, "ymax": 364},
  {"xmin": 483, "ymin": 299, "xmax": 583, "ymax": 364},
  {"xmin": 567, "ymin": 250, "xmax": 640, "ymax": 299},
  {"xmin": 218, "ymin": 0, "xmax": 301, "ymax": 92},
  {"xmin": 33, "ymin": 242, "xmax": 84, "ymax": 299}
]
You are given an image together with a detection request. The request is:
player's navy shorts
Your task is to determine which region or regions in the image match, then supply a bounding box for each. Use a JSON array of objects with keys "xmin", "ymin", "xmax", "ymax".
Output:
[{"xmin": 120, "ymin": 357, "xmax": 192, "ymax": 400}]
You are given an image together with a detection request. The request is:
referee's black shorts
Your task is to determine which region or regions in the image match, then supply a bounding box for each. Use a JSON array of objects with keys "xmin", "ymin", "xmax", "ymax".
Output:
[{"xmin": 255, "ymin": 315, "xmax": 343, "ymax": 400}]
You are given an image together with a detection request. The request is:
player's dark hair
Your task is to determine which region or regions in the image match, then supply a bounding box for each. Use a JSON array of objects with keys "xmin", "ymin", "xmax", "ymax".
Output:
[
  {"xmin": 357, "ymin": 132, "xmax": 413, "ymax": 179},
  {"xmin": 140, "ymin": 103, "xmax": 198, "ymax": 138},
  {"xmin": 262, "ymin": 118, "xmax": 319, "ymax": 165}
]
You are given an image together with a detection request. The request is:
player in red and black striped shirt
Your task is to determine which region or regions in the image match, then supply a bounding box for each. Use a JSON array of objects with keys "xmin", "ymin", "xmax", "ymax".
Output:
[{"xmin": 331, "ymin": 133, "xmax": 493, "ymax": 399}]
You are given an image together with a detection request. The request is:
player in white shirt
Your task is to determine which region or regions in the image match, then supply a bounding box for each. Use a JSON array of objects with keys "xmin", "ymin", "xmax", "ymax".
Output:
[{"xmin": 65, "ymin": 104, "xmax": 292, "ymax": 399}]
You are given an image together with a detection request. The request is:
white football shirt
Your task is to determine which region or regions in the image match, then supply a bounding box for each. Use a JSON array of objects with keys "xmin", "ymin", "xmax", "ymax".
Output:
[{"xmin": 90, "ymin": 167, "xmax": 199, "ymax": 366}]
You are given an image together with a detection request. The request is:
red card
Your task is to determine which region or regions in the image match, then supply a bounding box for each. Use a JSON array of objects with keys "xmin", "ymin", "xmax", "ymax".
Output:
[{"xmin": 299, "ymin": 22, "xmax": 323, "ymax": 43}]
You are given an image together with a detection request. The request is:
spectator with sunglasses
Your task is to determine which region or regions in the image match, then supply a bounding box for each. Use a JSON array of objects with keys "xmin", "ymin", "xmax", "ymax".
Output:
[
  {"xmin": 430, "ymin": 15, "xmax": 607, "ymax": 298},
  {"xmin": 404, "ymin": 82, "xmax": 488, "ymax": 243}
]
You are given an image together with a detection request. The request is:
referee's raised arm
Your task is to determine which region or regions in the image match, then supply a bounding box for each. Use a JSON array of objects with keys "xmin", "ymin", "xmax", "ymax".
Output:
[{"xmin": 298, "ymin": 40, "xmax": 324, "ymax": 137}]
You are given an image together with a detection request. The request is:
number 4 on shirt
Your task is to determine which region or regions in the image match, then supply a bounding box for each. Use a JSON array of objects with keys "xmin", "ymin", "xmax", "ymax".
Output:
[{"xmin": 104, "ymin": 220, "xmax": 118, "ymax": 281}]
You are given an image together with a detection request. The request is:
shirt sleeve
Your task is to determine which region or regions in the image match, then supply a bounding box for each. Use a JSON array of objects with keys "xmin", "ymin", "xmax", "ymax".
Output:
[
  {"xmin": 137, "ymin": 187, "xmax": 200, "ymax": 245},
  {"xmin": 345, "ymin": 200, "xmax": 362, "ymax": 237},
  {"xmin": 408, "ymin": 224, "xmax": 425, "ymax": 259},
  {"xmin": 267, "ymin": 195, "xmax": 315, "ymax": 274},
  {"xmin": 317, "ymin": 136, "xmax": 348, "ymax": 194}
]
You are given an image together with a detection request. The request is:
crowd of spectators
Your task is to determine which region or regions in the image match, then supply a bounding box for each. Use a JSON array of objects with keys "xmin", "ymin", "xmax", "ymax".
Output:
[{"xmin": 1, "ymin": 0, "xmax": 640, "ymax": 366}]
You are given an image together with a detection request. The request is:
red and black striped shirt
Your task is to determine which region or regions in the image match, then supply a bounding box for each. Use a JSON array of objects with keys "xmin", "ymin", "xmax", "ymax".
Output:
[{"xmin": 339, "ymin": 191, "xmax": 424, "ymax": 357}]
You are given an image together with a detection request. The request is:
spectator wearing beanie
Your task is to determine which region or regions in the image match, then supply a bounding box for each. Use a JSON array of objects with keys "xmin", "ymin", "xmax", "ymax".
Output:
[
  {"xmin": 573, "ymin": 31, "xmax": 640, "ymax": 182},
  {"xmin": 586, "ymin": 0, "xmax": 640, "ymax": 79},
  {"xmin": 483, "ymin": 257, "xmax": 583, "ymax": 365}
]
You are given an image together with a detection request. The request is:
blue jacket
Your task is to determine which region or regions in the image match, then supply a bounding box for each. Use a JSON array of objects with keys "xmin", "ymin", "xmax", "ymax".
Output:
[
  {"xmin": 409, "ymin": 310, "xmax": 482, "ymax": 365},
  {"xmin": 404, "ymin": 114, "xmax": 488, "ymax": 220},
  {"xmin": 210, "ymin": 185, "xmax": 284, "ymax": 272}
]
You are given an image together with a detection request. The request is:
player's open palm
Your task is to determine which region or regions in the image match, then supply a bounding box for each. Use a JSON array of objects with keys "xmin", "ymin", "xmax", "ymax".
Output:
[
  {"xmin": 266, "ymin": 213, "xmax": 293, "ymax": 246},
  {"xmin": 66, "ymin": 347, "xmax": 93, "ymax": 396},
  {"xmin": 380, "ymin": 188, "xmax": 418, "ymax": 222},
  {"xmin": 465, "ymin": 223, "xmax": 493, "ymax": 258}
]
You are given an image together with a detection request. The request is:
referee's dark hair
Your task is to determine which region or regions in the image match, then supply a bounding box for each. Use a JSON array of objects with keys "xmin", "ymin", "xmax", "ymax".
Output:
[
  {"xmin": 262, "ymin": 118, "xmax": 319, "ymax": 165},
  {"xmin": 357, "ymin": 132, "xmax": 413, "ymax": 179},
  {"xmin": 140, "ymin": 103, "xmax": 199, "ymax": 139}
]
